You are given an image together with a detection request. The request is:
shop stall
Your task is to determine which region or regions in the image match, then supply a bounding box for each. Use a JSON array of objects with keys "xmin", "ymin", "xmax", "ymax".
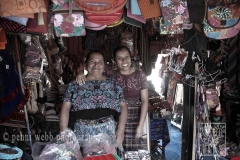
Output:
[{"xmin": 0, "ymin": 0, "xmax": 240, "ymax": 160}]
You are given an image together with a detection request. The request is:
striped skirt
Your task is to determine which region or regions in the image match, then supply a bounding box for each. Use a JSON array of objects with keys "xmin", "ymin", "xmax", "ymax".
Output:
[{"xmin": 123, "ymin": 105, "xmax": 144, "ymax": 151}]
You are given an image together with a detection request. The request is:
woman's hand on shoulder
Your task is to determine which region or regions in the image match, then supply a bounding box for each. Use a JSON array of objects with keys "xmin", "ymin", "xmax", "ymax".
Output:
[{"xmin": 76, "ymin": 72, "xmax": 86, "ymax": 85}]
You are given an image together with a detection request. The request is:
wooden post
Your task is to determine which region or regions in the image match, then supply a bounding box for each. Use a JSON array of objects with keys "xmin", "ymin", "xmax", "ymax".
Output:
[
  {"xmin": 14, "ymin": 35, "xmax": 33, "ymax": 151},
  {"xmin": 192, "ymin": 62, "xmax": 199, "ymax": 159}
]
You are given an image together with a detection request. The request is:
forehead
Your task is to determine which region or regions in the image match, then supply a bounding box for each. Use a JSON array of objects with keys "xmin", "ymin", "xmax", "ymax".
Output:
[
  {"xmin": 116, "ymin": 49, "xmax": 130, "ymax": 57},
  {"xmin": 89, "ymin": 52, "xmax": 104, "ymax": 60}
]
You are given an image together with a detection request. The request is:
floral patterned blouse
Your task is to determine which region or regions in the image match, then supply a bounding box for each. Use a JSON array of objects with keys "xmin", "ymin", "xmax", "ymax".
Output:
[{"xmin": 63, "ymin": 76, "xmax": 125, "ymax": 112}]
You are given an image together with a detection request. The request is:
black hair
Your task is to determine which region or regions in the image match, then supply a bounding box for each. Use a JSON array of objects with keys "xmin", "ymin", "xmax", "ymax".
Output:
[
  {"xmin": 112, "ymin": 45, "xmax": 131, "ymax": 61},
  {"xmin": 85, "ymin": 49, "xmax": 106, "ymax": 64}
]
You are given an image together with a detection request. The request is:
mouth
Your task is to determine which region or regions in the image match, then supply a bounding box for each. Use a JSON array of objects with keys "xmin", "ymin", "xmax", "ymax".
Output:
[{"xmin": 122, "ymin": 64, "xmax": 128, "ymax": 67}]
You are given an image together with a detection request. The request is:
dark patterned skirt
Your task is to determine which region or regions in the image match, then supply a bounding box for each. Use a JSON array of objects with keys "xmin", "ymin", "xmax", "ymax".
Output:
[{"xmin": 123, "ymin": 105, "xmax": 143, "ymax": 151}]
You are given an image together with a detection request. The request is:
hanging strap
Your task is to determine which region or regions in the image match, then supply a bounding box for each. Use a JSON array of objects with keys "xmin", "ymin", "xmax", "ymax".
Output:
[{"xmin": 66, "ymin": 0, "xmax": 74, "ymax": 23}]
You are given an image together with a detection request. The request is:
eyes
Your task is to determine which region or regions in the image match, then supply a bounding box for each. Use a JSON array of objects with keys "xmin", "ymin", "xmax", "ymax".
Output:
[
  {"xmin": 88, "ymin": 60, "xmax": 104, "ymax": 65},
  {"xmin": 117, "ymin": 55, "xmax": 130, "ymax": 61}
]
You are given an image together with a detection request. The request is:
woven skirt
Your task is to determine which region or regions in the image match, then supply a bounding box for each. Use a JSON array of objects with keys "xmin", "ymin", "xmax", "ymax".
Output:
[{"xmin": 123, "ymin": 106, "xmax": 143, "ymax": 151}]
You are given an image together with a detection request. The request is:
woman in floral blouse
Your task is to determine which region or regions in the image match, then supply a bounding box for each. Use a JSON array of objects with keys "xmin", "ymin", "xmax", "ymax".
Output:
[
  {"xmin": 76, "ymin": 46, "xmax": 149, "ymax": 151},
  {"xmin": 60, "ymin": 50, "xmax": 128, "ymax": 152}
]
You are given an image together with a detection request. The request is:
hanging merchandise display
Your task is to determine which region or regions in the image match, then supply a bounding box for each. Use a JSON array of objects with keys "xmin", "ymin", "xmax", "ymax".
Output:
[
  {"xmin": 127, "ymin": 1, "xmax": 146, "ymax": 24},
  {"xmin": 121, "ymin": 27, "xmax": 134, "ymax": 56},
  {"xmin": 3, "ymin": 0, "xmax": 240, "ymax": 158},
  {"xmin": 31, "ymin": 35, "xmax": 48, "ymax": 67},
  {"xmin": 0, "ymin": 49, "xmax": 29, "ymax": 123},
  {"xmin": 26, "ymin": 83, "xmax": 39, "ymax": 114},
  {"xmin": 107, "ymin": 18, "xmax": 124, "ymax": 28},
  {"xmin": 26, "ymin": 0, "xmax": 50, "ymax": 34},
  {"xmin": 74, "ymin": 0, "xmax": 127, "ymax": 14},
  {"xmin": 4, "ymin": 16, "xmax": 28, "ymax": 26},
  {"xmin": 0, "ymin": 0, "xmax": 47, "ymax": 17},
  {"xmin": 206, "ymin": 88, "xmax": 220, "ymax": 109},
  {"xmin": 85, "ymin": 18, "xmax": 107, "ymax": 30},
  {"xmin": 167, "ymin": 72, "xmax": 183, "ymax": 110},
  {"xmin": 138, "ymin": 0, "xmax": 161, "ymax": 20},
  {"xmin": 46, "ymin": 37, "xmax": 59, "ymax": 56},
  {"xmin": 123, "ymin": 7, "xmax": 143, "ymax": 28},
  {"xmin": 149, "ymin": 34, "xmax": 167, "ymax": 57},
  {"xmin": 52, "ymin": 0, "xmax": 86, "ymax": 37},
  {"xmin": 19, "ymin": 34, "xmax": 48, "ymax": 83},
  {"xmin": 27, "ymin": 14, "xmax": 38, "ymax": 29},
  {"xmin": 130, "ymin": 0, "xmax": 142, "ymax": 15},
  {"xmin": 203, "ymin": 4, "xmax": 240, "ymax": 39},
  {"xmin": 85, "ymin": 9, "xmax": 123, "ymax": 25},
  {"xmin": 74, "ymin": 0, "xmax": 118, "ymax": 13},
  {"xmin": 159, "ymin": 0, "xmax": 190, "ymax": 34},
  {"xmin": 24, "ymin": 50, "xmax": 41, "ymax": 69},
  {"xmin": 0, "ymin": 17, "xmax": 27, "ymax": 33},
  {"xmin": 168, "ymin": 47, "xmax": 188, "ymax": 74},
  {"xmin": 194, "ymin": 4, "xmax": 240, "ymax": 40}
]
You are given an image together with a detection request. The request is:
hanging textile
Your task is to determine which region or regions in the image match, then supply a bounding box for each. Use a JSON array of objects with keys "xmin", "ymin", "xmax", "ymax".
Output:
[{"xmin": 0, "ymin": 49, "xmax": 29, "ymax": 123}]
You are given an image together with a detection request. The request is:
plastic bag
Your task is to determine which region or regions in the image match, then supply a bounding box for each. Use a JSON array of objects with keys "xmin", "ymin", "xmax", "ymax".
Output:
[
  {"xmin": 39, "ymin": 129, "xmax": 83, "ymax": 160},
  {"xmin": 32, "ymin": 142, "xmax": 49, "ymax": 160},
  {"xmin": 81, "ymin": 133, "xmax": 116, "ymax": 157}
]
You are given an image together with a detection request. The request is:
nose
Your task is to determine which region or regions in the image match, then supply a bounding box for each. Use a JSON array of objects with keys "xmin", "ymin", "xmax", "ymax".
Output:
[
  {"xmin": 123, "ymin": 57, "xmax": 128, "ymax": 62},
  {"xmin": 93, "ymin": 62, "xmax": 101, "ymax": 66}
]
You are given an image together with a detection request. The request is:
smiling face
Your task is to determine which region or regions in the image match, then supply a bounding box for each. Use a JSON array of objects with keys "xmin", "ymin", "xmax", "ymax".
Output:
[
  {"xmin": 86, "ymin": 52, "xmax": 105, "ymax": 76},
  {"xmin": 115, "ymin": 49, "xmax": 132, "ymax": 72}
]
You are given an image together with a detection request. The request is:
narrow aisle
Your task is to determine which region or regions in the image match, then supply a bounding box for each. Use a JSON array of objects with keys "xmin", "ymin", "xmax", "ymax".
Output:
[{"xmin": 165, "ymin": 120, "xmax": 182, "ymax": 160}]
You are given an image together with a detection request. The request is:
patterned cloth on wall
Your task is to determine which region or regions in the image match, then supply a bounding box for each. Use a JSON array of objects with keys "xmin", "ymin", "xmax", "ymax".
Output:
[{"xmin": 167, "ymin": 72, "xmax": 182, "ymax": 109}]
